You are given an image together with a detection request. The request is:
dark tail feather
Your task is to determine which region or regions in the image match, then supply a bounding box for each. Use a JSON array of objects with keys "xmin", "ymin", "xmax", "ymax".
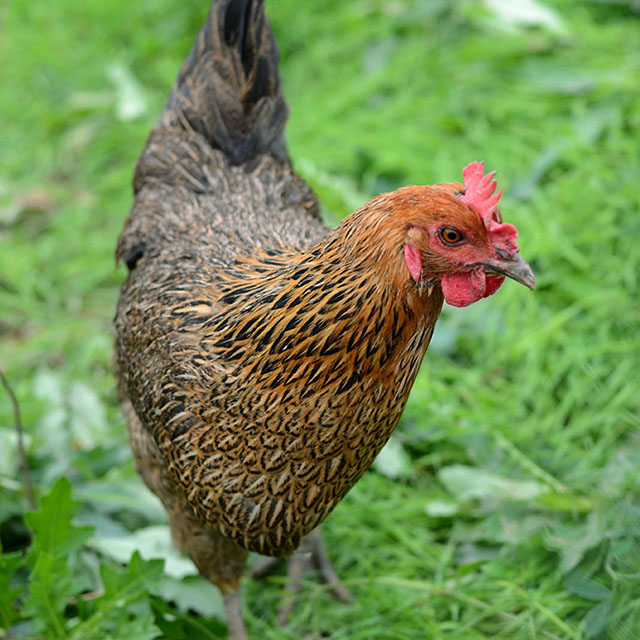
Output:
[{"xmin": 164, "ymin": 0, "xmax": 288, "ymax": 165}]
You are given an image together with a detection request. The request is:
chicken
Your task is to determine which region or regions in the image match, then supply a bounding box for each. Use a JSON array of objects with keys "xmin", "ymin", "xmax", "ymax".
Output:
[{"xmin": 114, "ymin": 0, "xmax": 535, "ymax": 638}]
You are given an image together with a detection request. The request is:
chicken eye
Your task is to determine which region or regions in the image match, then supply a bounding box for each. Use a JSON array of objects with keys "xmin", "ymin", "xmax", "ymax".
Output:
[{"xmin": 439, "ymin": 227, "xmax": 465, "ymax": 245}]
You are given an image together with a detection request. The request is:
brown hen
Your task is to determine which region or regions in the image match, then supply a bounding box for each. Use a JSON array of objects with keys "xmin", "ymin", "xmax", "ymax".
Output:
[{"xmin": 114, "ymin": 1, "xmax": 535, "ymax": 638}]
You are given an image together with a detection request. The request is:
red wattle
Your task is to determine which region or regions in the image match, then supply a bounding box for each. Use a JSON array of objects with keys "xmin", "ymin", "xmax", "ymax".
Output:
[
  {"xmin": 483, "ymin": 275, "xmax": 505, "ymax": 298},
  {"xmin": 441, "ymin": 269, "xmax": 505, "ymax": 308}
]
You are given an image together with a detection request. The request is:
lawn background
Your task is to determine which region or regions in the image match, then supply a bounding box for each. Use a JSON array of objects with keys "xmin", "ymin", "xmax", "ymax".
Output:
[{"xmin": 1, "ymin": 0, "xmax": 639, "ymax": 638}]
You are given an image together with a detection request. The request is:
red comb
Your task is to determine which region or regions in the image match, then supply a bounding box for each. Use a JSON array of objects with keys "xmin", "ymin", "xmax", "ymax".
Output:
[{"xmin": 460, "ymin": 161, "xmax": 502, "ymax": 227}]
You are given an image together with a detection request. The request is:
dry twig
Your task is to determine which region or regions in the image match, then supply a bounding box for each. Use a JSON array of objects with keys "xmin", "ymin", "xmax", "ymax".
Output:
[{"xmin": 0, "ymin": 368, "xmax": 36, "ymax": 509}]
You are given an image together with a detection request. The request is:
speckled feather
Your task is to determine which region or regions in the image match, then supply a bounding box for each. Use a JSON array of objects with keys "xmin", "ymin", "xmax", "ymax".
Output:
[{"xmin": 115, "ymin": 0, "xmax": 447, "ymax": 584}]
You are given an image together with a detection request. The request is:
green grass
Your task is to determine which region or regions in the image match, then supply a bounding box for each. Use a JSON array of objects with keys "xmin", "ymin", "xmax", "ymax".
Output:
[{"xmin": 1, "ymin": 0, "xmax": 639, "ymax": 638}]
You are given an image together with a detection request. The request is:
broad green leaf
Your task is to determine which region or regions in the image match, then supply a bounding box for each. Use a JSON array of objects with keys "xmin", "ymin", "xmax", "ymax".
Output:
[
  {"xmin": 0, "ymin": 551, "xmax": 24, "ymax": 631},
  {"xmin": 0, "ymin": 427, "xmax": 29, "ymax": 478},
  {"xmin": 598, "ymin": 444, "xmax": 640, "ymax": 497},
  {"xmin": 75, "ymin": 599, "xmax": 159, "ymax": 640},
  {"xmin": 76, "ymin": 480, "xmax": 166, "ymax": 521},
  {"xmin": 24, "ymin": 477, "xmax": 93, "ymax": 560},
  {"xmin": 583, "ymin": 601, "xmax": 611, "ymax": 638},
  {"xmin": 545, "ymin": 512, "xmax": 608, "ymax": 573},
  {"xmin": 100, "ymin": 551, "xmax": 163, "ymax": 599},
  {"xmin": 424, "ymin": 499, "xmax": 459, "ymax": 517},
  {"xmin": 151, "ymin": 598, "xmax": 226, "ymax": 640},
  {"xmin": 536, "ymin": 492, "xmax": 592, "ymax": 513},
  {"xmin": 485, "ymin": 0, "xmax": 565, "ymax": 31},
  {"xmin": 373, "ymin": 436, "xmax": 413, "ymax": 479},
  {"xmin": 32, "ymin": 371, "xmax": 111, "ymax": 456},
  {"xmin": 476, "ymin": 510, "xmax": 550, "ymax": 546},
  {"xmin": 89, "ymin": 525, "xmax": 196, "ymax": 579},
  {"xmin": 70, "ymin": 551, "xmax": 163, "ymax": 640},
  {"xmin": 23, "ymin": 477, "xmax": 93, "ymax": 637},
  {"xmin": 25, "ymin": 552, "xmax": 71, "ymax": 637},
  {"xmin": 565, "ymin": 572, "xmax": 612, "ymax": 602},
  {"xmin": 107, "ymin": 63, "xmax": 148, "ymax": 122},
  {"xmin": 455, "ymin": 543, "xmax": 500, "ymax": 567},
  {"xmin": 438, "ymin": 465, "xmax": 544, "ymax": 502},
  {"xmin": 112, "ymin": 601, "xmax": 159, "ymax": 640},
  {"xmin": 68, "ymin": 381, "xmax": 109, "ymax": 449},
  {"xmin": 159, "ymin": 576, "xmax": 225, "ymax": 619},
  {"xmin": 32, "ymin": 369, "xmax": 71, "ymax": 468}
]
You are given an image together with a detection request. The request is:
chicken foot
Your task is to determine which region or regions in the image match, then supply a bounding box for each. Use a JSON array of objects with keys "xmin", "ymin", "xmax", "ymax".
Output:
[{"xmin": 220, "ymin": 589, "xmax": 248, "ymax": 640}]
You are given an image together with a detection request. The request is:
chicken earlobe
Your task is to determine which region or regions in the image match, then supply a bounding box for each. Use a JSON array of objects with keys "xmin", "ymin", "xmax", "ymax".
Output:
[{"xmin": 404, "ymin": 243, "xmax": 423, "ymax": 282}]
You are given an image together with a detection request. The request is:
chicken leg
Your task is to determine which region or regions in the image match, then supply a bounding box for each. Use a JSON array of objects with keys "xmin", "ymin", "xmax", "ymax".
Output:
[{"xmin": 250, "ymin": 528, "xmax": 353, "ymax": 625}]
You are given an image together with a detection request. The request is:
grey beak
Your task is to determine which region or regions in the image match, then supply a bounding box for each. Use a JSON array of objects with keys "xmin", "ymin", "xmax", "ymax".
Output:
[{"xmin": 485, "ymin": 253, "xmax": 536, "ymax": 290}]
